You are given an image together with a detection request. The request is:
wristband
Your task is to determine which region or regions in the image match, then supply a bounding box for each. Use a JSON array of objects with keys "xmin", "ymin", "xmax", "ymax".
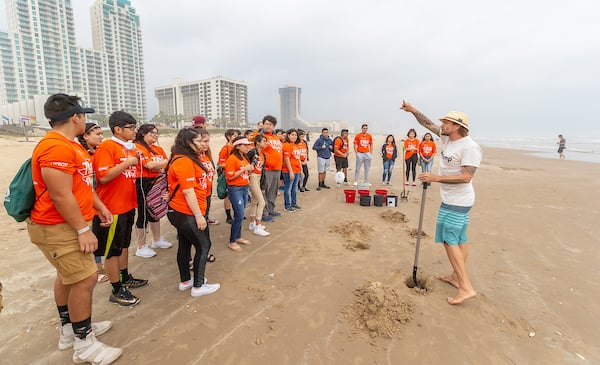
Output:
[
  {"xmin": 194, "ymin": 213, "xmax": 203, "ymax": 218},
  {"xmin": 77, "ymin": 226, "xmax": 90, "ymax": 235}
]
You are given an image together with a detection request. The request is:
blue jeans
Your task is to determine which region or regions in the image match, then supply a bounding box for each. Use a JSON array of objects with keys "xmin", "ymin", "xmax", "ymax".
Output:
[
  {"xmin": 382, "ymin": 159, "xmax": 395, "ymax": 183},
  {"xmin": 227, "ymin": 185, "xmax": 248, "ymax": 243},
  {"xmin": 282, "ymin": 172, "xmax": 300, "ymax": 208},
  {"xmin": 420, "ymin": 157, "xmax": 434, "ymax": 173}
]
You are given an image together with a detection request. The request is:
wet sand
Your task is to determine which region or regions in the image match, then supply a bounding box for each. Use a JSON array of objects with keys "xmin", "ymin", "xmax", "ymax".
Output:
[{"xmin": 0, "ymin": 134, "xmax": 598, "ymax": 364}]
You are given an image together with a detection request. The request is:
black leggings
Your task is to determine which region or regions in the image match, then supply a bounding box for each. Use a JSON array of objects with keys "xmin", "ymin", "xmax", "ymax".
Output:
[
  {"xmin": 301, "ymin": 164, "xmax": 309, "ymax": 188},
  {"xmin": 167, "ymin": 210, "xmax": 211, "ymax": 287},
  {"xmin": 405, "ymin": 154, "xmax": 418, "ymax": 182},
  {"xmin": 135, "ymin": 177, "xmax": 159, "ymax": 228}
]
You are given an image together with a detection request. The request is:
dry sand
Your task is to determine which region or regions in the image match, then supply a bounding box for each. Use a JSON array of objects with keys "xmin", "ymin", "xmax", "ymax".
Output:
[{"xmin": 0, "ymin": 133, "xmax": 599, "ymax": 364}]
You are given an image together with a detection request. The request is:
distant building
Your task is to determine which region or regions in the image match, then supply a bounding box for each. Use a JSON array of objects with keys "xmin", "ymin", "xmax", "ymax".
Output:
[
  {"xmin": 0, "ymin": 0, "xmax": 146, "ymax": 125},
  {"xmin": 279, "ymin": 85, "xmax": 310, "ymax": 130},
  {"xmin": 155, "ymin": 77, "xmax": 248, "ymax": 127},
  {"xmin": 278, "ymin": 84, "xmax": 350, "ymax": 133}
]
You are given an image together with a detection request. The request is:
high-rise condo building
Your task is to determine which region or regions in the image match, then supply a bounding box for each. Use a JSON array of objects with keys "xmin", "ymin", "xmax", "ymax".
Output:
[
  {"xmin": 155, "ymin": 77, "xmax": 248, "ymax": 127},
  {"xmin": 279, "ymin": 85, "xmax": 309, "ymax": 130},
  {"xmin": 0, "ymin": 0, "xmax": 146, "ymax": 123}
]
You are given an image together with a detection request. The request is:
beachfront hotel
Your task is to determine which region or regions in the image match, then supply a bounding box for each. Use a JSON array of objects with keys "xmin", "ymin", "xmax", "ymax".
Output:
[
  {"xmin": 0, "ymin": 0, "xmax": 145, "ymax": 125},
  {"xmin": 154, "ymin": 77, "xmax": 248, "ymax": 127}
]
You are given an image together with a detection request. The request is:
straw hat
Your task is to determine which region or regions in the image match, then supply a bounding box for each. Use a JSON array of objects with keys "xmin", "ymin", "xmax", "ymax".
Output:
[{"xmin": 439, "ymin": 111, "xmax": 469, "ymax": 130}]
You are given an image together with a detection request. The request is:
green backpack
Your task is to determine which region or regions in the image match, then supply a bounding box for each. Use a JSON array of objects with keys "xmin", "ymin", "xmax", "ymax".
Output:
[
  {"xmin": 216, "ymin": 172, "xmax": 227, "ymax": 200},
  {"xmin": 4, "ymin": 158, "xmax": 45, "ymax": 222},
  {"xmin": 4, "ymin": 137, "xmax": 61, "ymax": 222}
]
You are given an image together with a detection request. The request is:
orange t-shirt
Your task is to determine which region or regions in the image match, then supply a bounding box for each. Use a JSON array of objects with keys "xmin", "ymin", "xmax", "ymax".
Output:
[
  {"xmin": 419, "ymin": 140, "xmax": 437, "ymax": 158},
  {"xmin": 297, "ymin": 141, "xmax": 308, "ymax": 162},
  {"xmin": 251, "ymin": 150, "xmax": 265, "ymax": 175},
  {"xmin": 167, "ymin": 155, "xmax": 208, "ymax": 216},
  {"xmin": 225, "ymin": 154, "xmax": 250, "ymax": 186},
  {"xmin": 384, "ymin": 143, "xmax": 395, "ymax": 160},
  {"xmin": 354, "ymin": 133, "xmax": 373, "ymax": 153},
  {"xmin": 30, "ymin": 132, "xmax": 95, "ymax": 224},
  {"xmin": 135, "ymin": 143, "xmax": 167, "ymax": 178},
  {"xmin": 282, "ymin": 142, "xmax": 302, "ymax": 174},
  {"xmin": 93, "ymin": 139, "xmax": 138, "ymax": 214},
  {"xmin": 198, "ymin": 152, "xmax": 216, "ymax": 192},
  {"xmin": 218, "ymin": 144, "xmax": 233, "ymax": 167},
  {"xmin": 404, "ymin": 138, "xmax": 420, "ymax": 160},
  {"xmin": 262, "ymin": 132, "xmax": 283, "ymax": 170},
  {"xmin": 334, "ymin": 137, "xmax": 348, "ymax": 157}
]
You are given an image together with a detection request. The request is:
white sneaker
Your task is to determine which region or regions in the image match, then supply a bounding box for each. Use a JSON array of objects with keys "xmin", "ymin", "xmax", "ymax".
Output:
[
  {"xmin": 248, "ymin": 221, "xmax": 256, "ymax": 231},
  {"xmin": 58, "ymin": 321, "xmax": 113, "ymax": 350},
  {"xmin": 72, "ymin": 332, "xmax": 122, "ymax": 365},
  {"xmin": 179, "ymin": 277, "xmax": 208, "ymax": 291},
  {"xmin": 253, "ymin": 226, "xmax": 270, "ymax": 236},
  {"xmin": 151, "ymin": 237, "xmax": 172, "ymax": 249},
  {"xmin": 135, "ymin": 244, "xmax": 156, "ymax": 258},
  {"xmin": 191, "ymin": 283, "xmax": 220, "ymax": 297},
  {"xmin": 178, "ymin": 278, "xmax": 193, "ymax": 291}
]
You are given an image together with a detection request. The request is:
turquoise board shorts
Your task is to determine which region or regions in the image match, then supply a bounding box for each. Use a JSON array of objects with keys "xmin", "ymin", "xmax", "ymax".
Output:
[{"xmin": 435, "ymin": 203, "xmax": 471, "ymax": 246}]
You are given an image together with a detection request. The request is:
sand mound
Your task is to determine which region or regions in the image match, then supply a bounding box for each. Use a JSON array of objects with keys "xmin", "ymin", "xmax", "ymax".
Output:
[
  {"xmin": 407, "ymin": 227, "xmax": 427, "ymax": 237},
  {"xmin": 379, "ymin": 209, "xmax": 407, "ymax": 223},
  {"xmin": 329, "ymin": 220, "xmax": 374, "ymax": 251},
  {"xmin": 346, "ymin": 281, "xmax": 415, "ymax": 338}
]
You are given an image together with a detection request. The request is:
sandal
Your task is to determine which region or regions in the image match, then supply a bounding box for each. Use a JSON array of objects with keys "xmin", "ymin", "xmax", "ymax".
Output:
[
  {"xmin": 228, "ymin": 242, "xmax": 243, "ymax": 252},
  {"xmin": 207, "ymin": 253, "xmax": 216, "ymax": 263},
  {"xmin": 236, "ymin": 238, "xmax": 252, "ymax": 246},
  {"xmin": 97, "ymin": 273, "xmax": 109, "ymax": 283}
]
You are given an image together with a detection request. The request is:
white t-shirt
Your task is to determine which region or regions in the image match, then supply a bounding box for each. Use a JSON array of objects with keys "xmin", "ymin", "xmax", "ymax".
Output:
[{"xmin": 438, "ymin": 135, "xmax": 482, "ymax": 207}]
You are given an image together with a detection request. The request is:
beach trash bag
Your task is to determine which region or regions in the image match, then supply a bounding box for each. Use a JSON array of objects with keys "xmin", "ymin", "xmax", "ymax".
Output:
[
  {"xmin": 344, "ymin": 189, "xmax": 356, "ymax": 203},
  {"xmin": 359, "ymin": 195, "xmax": 371, "ymax": 206},
  {"xmin": 374, "ymin": 194, "xmax": 385, "ymax": 207},
  {"xmin": 386, "ymin": 195, "xmax": 398, "ymax": 207}
]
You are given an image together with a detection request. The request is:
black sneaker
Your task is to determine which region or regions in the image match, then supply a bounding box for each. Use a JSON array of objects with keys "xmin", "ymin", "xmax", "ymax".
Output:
[
  {"xmin": 316, "ymin": 186, "xmax": 321, "ymax": 191},
  {"xmin": 292, "ymin": 204, "xmax": 302, "ymax": 209},
  {"xmin": 304, "ymin": 187, "xmax": 310, "ymax": 192},
  {"xmin": 109, "ymin": 287, "xmax": 140, "ymax": 307},
  {"xmin": 284, "ymin": 207, "xmax": 296, "ymax": 212},
  {"xmin": 322, "ymin": 184, "xmax": 331, "ymax": 189},
  {"xmin": 122, "ymin": 273, "xmax": 148, "ymax": 289},
  {"xmin": 226, "ymin": 218, "xmax": 233, "ymax": 224}
]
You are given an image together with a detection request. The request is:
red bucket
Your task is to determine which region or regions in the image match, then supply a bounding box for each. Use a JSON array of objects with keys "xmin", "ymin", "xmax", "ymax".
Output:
[
  {"xmin": 357, "ymin": 189, "xmax": 370, "ymax": 196},
  {"xmin": 344, "ymin": 189, "xmax": 356, "ymax": 203},
  {"xmin": 375, "ymin": 189, "xmax": 388, "ymax": 198}
]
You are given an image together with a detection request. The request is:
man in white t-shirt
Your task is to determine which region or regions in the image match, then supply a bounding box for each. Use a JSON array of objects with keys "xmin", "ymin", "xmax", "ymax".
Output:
[{"xmin": 401, "ymin": 100, "xmax": 482, "ymax": 305}]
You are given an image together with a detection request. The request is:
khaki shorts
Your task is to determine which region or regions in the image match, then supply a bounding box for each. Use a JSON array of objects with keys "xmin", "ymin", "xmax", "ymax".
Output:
[{"xmin": 27, "ymin": 219, "xmax": 96, "ymax": 285}]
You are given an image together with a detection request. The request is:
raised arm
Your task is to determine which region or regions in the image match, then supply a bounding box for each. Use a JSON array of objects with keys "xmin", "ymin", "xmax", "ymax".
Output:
[{"xmin": 400, "ymin": 100, "xmax": 441, "ymax": 137}]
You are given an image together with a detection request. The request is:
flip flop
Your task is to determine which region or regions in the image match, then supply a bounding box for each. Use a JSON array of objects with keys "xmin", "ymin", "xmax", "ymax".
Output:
[
  {"xmin": 97, "ymin": 273, "xmax": 109, "ymax": 283},
  {"xmin": 228, "ymin": 242, "xmax": 243, "ymax": 252},
  {"xmin": 236, "ymin": 238, "xmax": 252, "ymax": 246},
  {"xmin": 207, "ymin": 253, "xmax": 216, "ymax": 263}
]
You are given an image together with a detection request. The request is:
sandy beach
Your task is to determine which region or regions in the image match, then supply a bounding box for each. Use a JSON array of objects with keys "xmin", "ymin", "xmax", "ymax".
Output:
[{"xmin": 0, "ymin": 133, "xmax": 599, "ymax": 365}]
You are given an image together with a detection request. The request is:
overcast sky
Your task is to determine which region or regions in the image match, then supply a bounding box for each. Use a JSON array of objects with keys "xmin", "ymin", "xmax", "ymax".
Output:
[{"xmin": 1, "ymin": 0, "xmax": 599, "ymax": 138}]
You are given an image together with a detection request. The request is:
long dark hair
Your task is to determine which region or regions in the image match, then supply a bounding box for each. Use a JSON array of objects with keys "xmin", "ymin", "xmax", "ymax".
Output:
[
  {"xmin": 171, "ymin": 128, "xmax": 207, "ymax": 172},
  {"xmin": 286, "ymin": 128, "xmax": 301, "ymax": 144},
  {"xmin": 385, "ymin": 134, "xmax": 396, "ymax": 146},
  {"xmin": 231, "ymin": 136, "xmax": 249, "ymax": 161},
  {"xmin": 77, "ymin": 123, "xmax": 101, "ymax": 155},
  {"xmin": 134, "ymin": 124, "xmax": 158, "ymax": 155}
]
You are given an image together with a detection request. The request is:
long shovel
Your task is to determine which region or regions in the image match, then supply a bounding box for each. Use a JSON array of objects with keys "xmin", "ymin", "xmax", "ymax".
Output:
[
  {"xmin": 412, "ymin": 182, "xmax": 429, "ymax": 288},
  {"xmin": 400, "ymin": 145, "xmax": 409, "ymax": 202}
]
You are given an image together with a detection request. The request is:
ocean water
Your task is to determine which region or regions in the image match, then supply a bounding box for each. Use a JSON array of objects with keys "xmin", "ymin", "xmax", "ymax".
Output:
[{"xmin": 477, "ymin": 136, "xmax": 600, "ymax": 164}]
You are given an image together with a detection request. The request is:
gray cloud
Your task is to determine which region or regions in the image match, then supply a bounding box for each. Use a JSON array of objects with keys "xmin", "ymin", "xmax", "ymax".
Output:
[{"xmin": 2, "ymin": 0, "xmax": 598, "ymax": 137}]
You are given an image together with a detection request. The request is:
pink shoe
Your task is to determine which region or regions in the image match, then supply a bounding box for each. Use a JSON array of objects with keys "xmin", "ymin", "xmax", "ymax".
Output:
[{"xmin": 412, "ymin": 182, "xmax": 417, "ymax": 186}]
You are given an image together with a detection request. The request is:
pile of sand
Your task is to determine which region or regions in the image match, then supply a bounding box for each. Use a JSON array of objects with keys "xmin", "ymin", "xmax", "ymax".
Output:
[
  {"xmin": 345, "ymin": 281, "xmax": 415, "ymax": 338},
  {"xmin": 407, "ymin": 227, "xmax": 428, "ymax": 237},
  {"xmin": 379, "ymin": 209, "xmax": 407, "ymax": 223},
  {"xmin": 329, "ymin": 220, "xmax": 374, "ymax": 250}
]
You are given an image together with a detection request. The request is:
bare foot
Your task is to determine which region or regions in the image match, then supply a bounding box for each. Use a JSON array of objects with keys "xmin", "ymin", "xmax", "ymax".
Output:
[
  {"xmin": 436, "ymin": 274, "xmax": 459, "ymax": 288},
  {"xmin": 447, "ymin": 289, "xmax": 477, "ymax": 305}
]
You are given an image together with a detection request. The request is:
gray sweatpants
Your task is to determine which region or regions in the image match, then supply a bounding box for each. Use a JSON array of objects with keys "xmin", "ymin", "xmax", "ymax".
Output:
[
  {"xmin": 355, "ymin": 152, "xmax": 372, "ymax": 181},
  {"xmin": 263, "ymin": 169, "xmax": 281, "ymax": 215}
]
